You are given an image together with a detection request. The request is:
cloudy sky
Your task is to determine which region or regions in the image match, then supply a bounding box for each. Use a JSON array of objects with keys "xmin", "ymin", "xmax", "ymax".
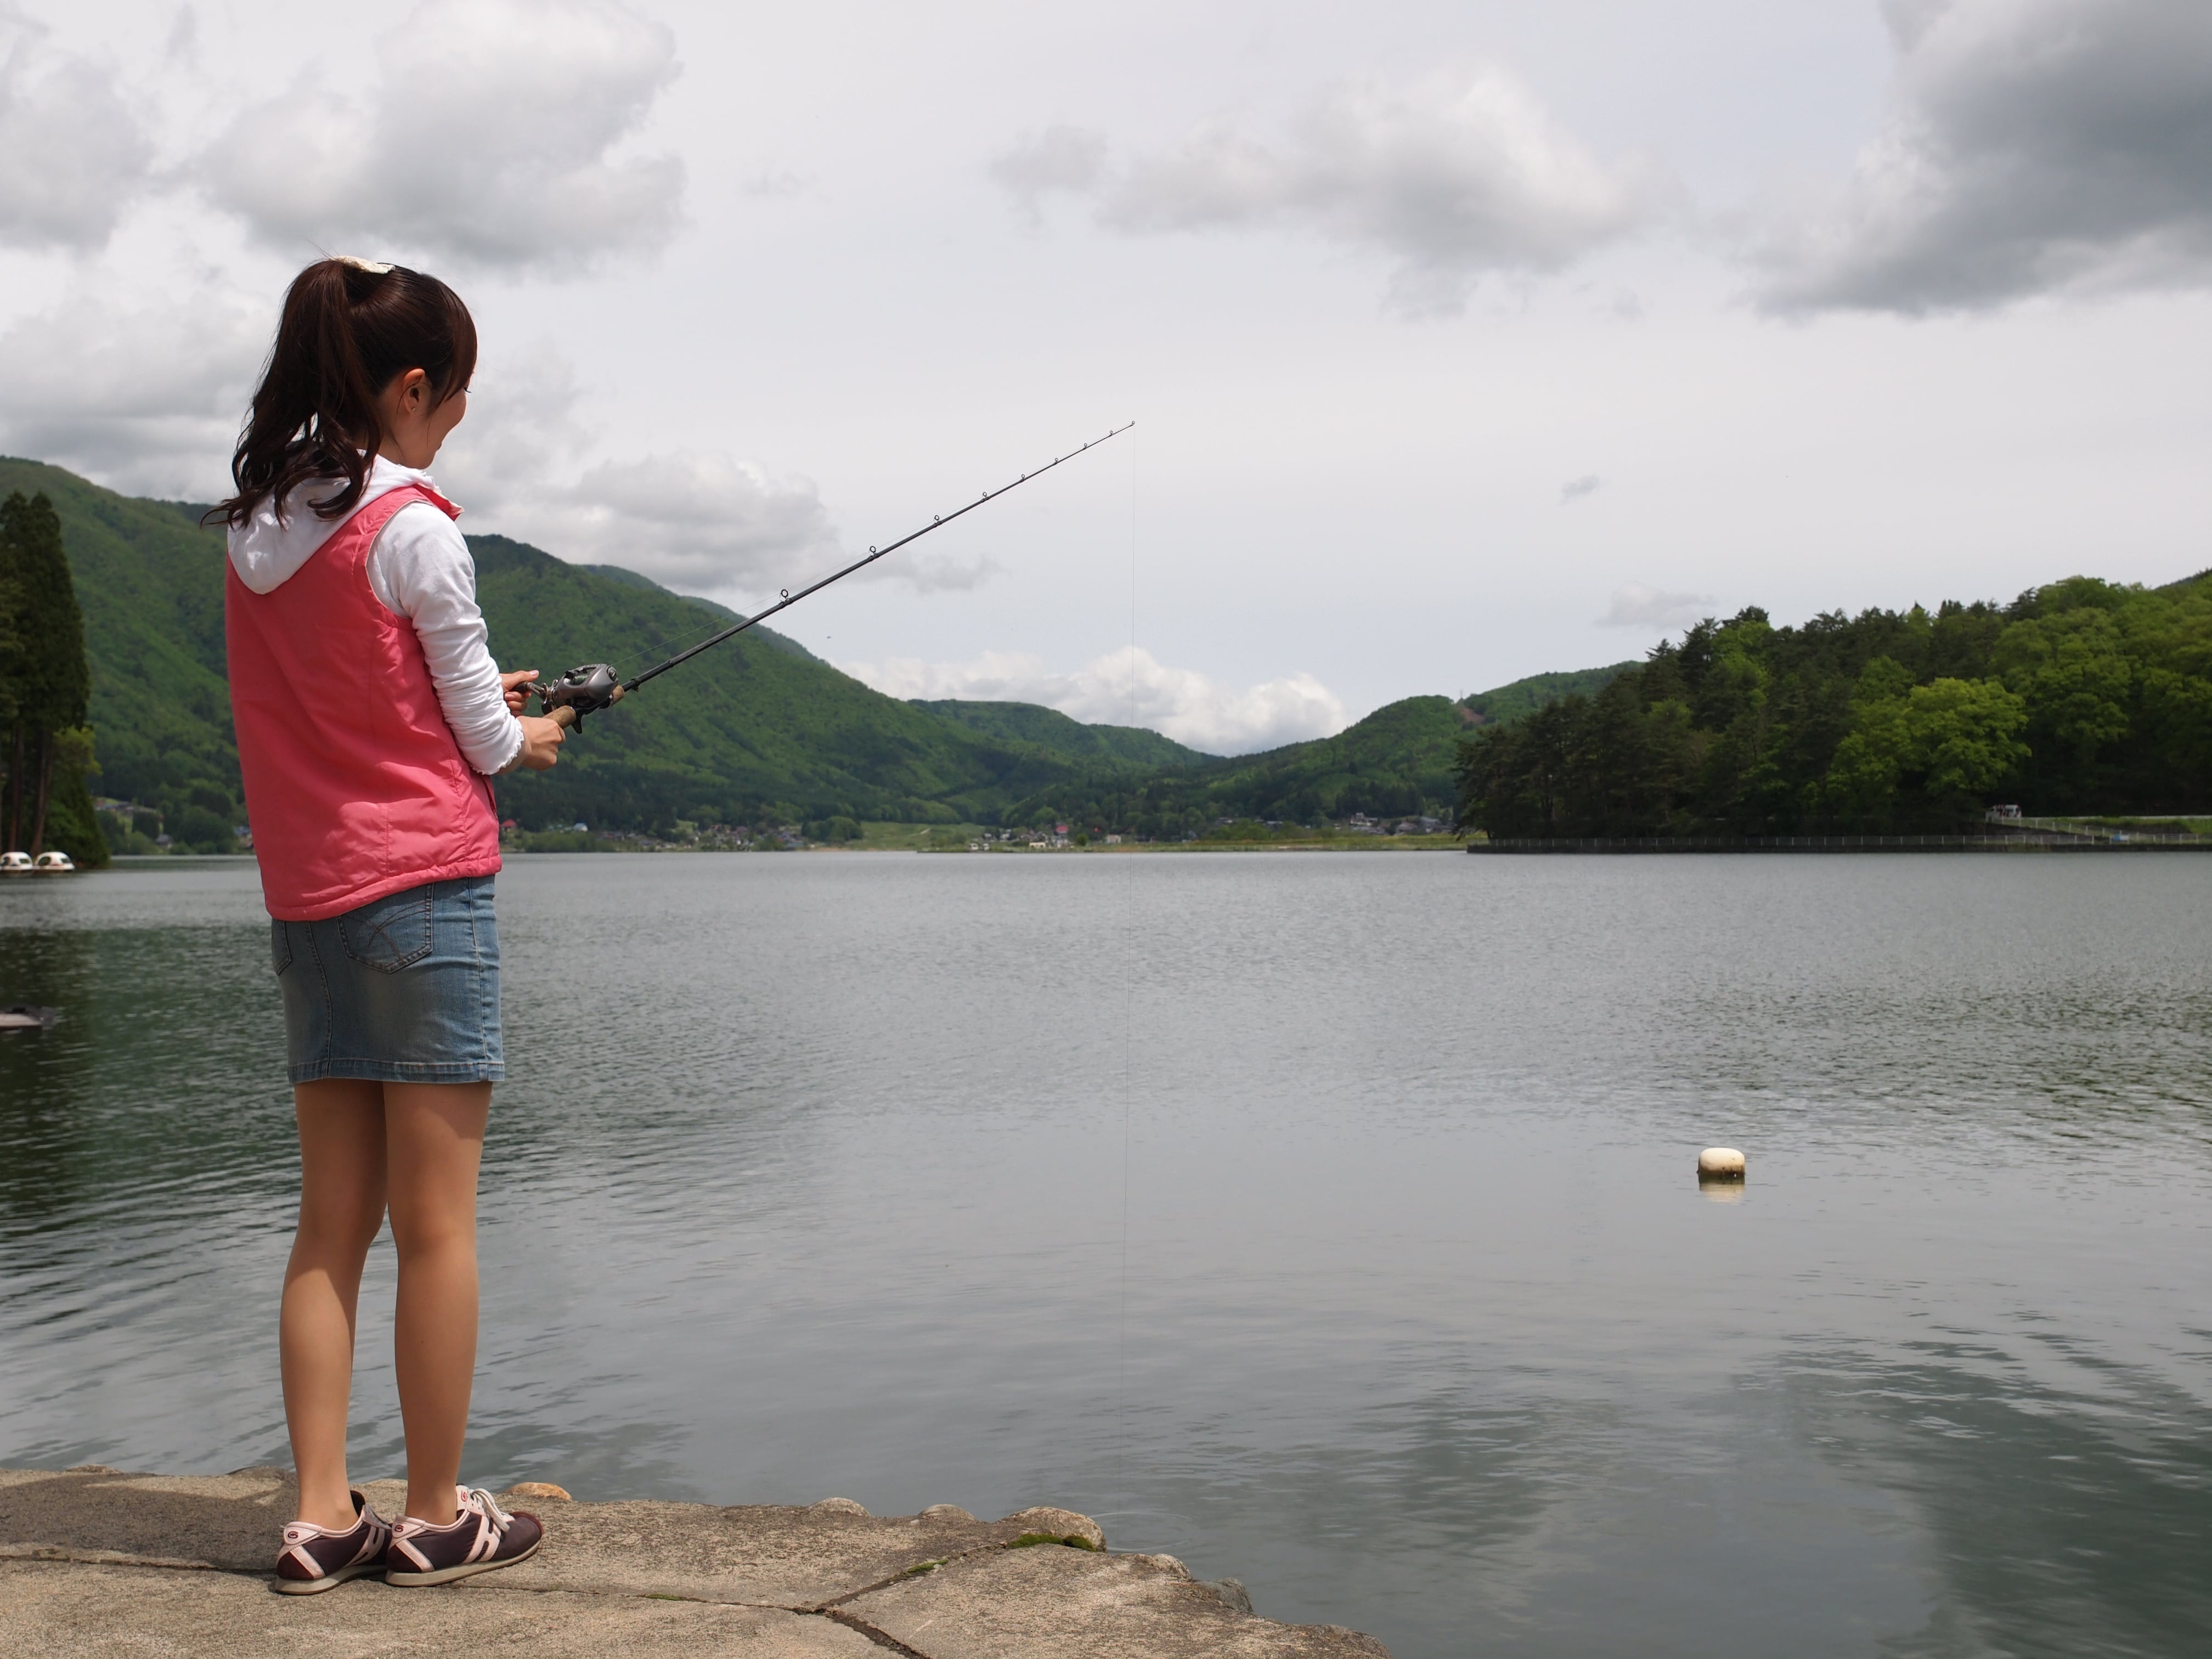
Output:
[{"xmin": 5, "ymin": 1, "xmax": 2210, "ymax": 753}]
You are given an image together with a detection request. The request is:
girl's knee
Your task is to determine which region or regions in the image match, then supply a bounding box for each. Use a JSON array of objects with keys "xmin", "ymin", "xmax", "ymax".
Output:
[
  {"xmin": 385, "ymin": 1207, "xmax": 476, "ymax": 1261},
  {"xmin": 294, "ymin": 1200, "xmax": 386, "ymax": 1262}
]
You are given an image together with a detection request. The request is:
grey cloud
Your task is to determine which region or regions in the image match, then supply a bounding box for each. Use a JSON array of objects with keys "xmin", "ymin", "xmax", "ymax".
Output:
[
  {"xmin": 1601, "ymin": 583, "xmax": 1713, "ymax": 630},
  {"xmin": 0, "ymin": 26, "xmax": 154, "ymax": 250},
  {"xmin": 541, "ymin": 453, "xmax": 839, "ymax": 591},
  {"xmin": 851, "ymin": 549, "xmax": 1002, "ymax": 593},
  {"xmin": 515, "ymin": 452, "xmax": 997, "ymax": 599},
  {"xmin": 1760, "ymin": 0, "xmax": 2212, "ymax": 313},
  {"xmin": 989, "ymin": 125, "xmax": 1109, "ymax": 225},
  {"xmin": 430, "ymin": 341, "xmax": 593, "ymax": 516},
  {"xmin": 995, "ymin": 70, "xmax": 1656, "ymax": 316},
  {"xmin": 196, "ymin": 0, "xmax": 684, "ymax": 273},
  {"xmin": 0, "ymin": 285, "xmax": 263, "ymax": 494},
  {"xmin": 1560, "ymin": 474, "xmax": 1601, "ymax": 504}
]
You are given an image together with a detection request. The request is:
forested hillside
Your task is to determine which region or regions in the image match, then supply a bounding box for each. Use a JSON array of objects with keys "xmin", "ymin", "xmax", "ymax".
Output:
[
  {"xmin": 997, "ymin": 695, "xmax": 1467, "ymax": 834},
  {"xmin": 914, "ymin": 699, "xmax": 1212, "ymax": 768},
  {"xmin": 0, "ymin": 459, "xmax": 1244, "ymax": 844},
  {"xmin": 1459, "ymin": 661, "xmax": 1635, "ymax": 725},
  {"xmin": 1456, "ymin": 577, "xmax": 2212, "ymax": 837},
  {"xmin": 27, "ymin": 455, "xmax": 2195, "ymax": 851}
]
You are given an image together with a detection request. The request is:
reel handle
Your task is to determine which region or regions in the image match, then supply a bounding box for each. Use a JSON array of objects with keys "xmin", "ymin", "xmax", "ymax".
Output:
[{"xmin": 546, "ymin": 692, "xmax": 623, "ymax": 730}]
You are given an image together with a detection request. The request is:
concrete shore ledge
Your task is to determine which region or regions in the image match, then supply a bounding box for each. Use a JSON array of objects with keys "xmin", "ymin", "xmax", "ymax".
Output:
[
  {"xmin": 0, "ymin": 1465, "xmax": 1390, "ymax": 1657},
  {"xmin": 1470, "ymin": 833, "xmax": 2211, "ymax": 853}
]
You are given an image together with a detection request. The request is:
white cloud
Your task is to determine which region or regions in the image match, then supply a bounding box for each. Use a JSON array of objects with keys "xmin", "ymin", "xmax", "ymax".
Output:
[
  {"xmin": 430, "ymin": 340, "xmax": 593, "ymax": 517},
  {"xmin": 196, "ymin": 0, "xmax": 684, "ymax": 272},
  {"xmin": 1600, "ymin": 583, "xmax": 1713, "ymax": 630},
  {"xmin": 1760, "ymin": 0, "xmax": 2212, "ymax": 312},
  {"xmin": 444, "ymin": 366, "xmax": 992, "ymax": 597},
  {"xmin": 838, "ymin": 646, "xmax": 1351, "ymax": 755},
  {"xmin": 997, "ymin": 69, "xmax": 1656, "ymax": 315},
  {"xmin": 0, "ymin": 23, "xmax": 153, "ymax": 250},
  {"xmin": 0, "ymin": 283, "xmax": 263, "ymax": 495},
  {"xmin": 494, "ymin": 451, "xmax": 841, "ymax": 592}
]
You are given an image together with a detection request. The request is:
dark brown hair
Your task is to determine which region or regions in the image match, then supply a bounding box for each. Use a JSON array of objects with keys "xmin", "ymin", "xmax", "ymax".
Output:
[{"xmin": 213, "ymin": 259, "xmax": 477, "ymax": 527}]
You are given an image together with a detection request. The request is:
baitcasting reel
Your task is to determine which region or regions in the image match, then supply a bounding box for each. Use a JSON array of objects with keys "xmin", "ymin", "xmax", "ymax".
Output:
[{"xmin": 532, "ymin": 662, "xmax": 624, "ymax": 731}]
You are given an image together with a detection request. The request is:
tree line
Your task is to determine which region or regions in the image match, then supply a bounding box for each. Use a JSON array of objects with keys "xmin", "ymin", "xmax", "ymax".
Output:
[
  {"xmin": 0, "ymin": 492, "xmax": 105, "ymax": 864},
  {"xmin": 1454, "ymin": 575, "xmax": 2212, "ymax": 839}
]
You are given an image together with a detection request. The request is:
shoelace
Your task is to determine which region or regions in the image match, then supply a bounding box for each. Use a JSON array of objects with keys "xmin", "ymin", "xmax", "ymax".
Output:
[
  {"xmin": 462, "ymin": 1487, "xmax": 515, "ymax": 1531},
  {"xmin": 394, "ymin": 1487, "xmax": 513, "ymax": 1545}
]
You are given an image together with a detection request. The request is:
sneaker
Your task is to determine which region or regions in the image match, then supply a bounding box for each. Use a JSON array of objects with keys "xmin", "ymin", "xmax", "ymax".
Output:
[
  {"xmin": 274, "ymin": 1491, "xmax": 392, "ymax": 1594},
  {"xmin": 385, "ymin": 1486, "xmax": 543, "ymax": 1587}
]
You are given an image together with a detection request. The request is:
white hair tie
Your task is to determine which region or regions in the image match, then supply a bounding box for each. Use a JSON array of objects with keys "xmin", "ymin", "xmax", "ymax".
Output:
[{"xmin": 332, "ymin": 255, "xmax": 394, "ymax": 274}]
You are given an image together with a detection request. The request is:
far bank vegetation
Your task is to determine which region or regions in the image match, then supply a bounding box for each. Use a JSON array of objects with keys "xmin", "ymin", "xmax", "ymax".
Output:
[{"xmin": 1454, "ymin": 575, "xmax": 2212, "ymax": 839}]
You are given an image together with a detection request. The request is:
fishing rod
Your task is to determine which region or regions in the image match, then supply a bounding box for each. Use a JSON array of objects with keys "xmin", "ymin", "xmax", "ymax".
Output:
[{"xmin": 532, "ymin": 422, "xmax": 1135, "ymax": 730}]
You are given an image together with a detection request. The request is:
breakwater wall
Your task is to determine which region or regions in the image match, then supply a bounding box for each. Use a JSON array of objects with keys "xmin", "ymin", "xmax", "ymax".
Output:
[
  {"xmin": 1470, "ymin": 833, "xmax": 2211, "ymax": 854},
  {"xmin": 0, "ymin": 1465, "xmax": 1390, "ymax": 1657}
]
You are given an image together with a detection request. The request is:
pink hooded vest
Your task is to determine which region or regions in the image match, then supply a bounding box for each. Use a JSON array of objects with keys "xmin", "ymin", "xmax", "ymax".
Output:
[{"xmin": 226, "ymin": 483, "xmax": 500, "ymax": 921}]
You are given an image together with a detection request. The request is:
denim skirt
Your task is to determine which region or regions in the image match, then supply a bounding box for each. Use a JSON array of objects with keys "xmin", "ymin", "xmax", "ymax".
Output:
[{"xmin": 273, "ymin": 875, "xmax": 504, "ymax": 1085}]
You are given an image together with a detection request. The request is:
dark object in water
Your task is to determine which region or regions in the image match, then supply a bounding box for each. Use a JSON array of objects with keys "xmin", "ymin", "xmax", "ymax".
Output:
[{"xmin": 0, "ymin": 1005, "xmax": 59, "ymax": 1031}]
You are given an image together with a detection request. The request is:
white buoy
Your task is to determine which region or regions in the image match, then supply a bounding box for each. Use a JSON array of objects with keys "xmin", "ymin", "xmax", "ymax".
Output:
[{"xmin": 1697, "ymin": 1147, "xmax": 1746, "ymax": 1180}]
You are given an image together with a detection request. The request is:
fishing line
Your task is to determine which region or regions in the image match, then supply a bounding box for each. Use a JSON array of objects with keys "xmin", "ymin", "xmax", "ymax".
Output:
[{"xmin": 1118, "ymin": 423, "xmax": 1136, "ymax": 1505}]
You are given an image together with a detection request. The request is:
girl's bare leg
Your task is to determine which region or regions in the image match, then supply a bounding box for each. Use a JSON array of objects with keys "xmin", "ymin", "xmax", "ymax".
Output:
[
  {"xmin": 283, "ymin": 1080, "xmax": 389, "ymax": 1531},
  {"xmin": 383, "ymin": 1081, "xmax": 491, "ymax": 1525}
]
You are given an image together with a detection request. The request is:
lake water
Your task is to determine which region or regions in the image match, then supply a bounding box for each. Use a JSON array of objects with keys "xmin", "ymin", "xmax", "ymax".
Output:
[{"xmin": 2, "ymin": 853, "xmax": 2208, "ymax": 1657}]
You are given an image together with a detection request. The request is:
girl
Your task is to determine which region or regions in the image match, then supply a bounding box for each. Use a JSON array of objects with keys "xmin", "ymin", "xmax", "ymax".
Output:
[{"xmin": 217, "ymin": 257, "xmax": 563, "ymax": 1592}]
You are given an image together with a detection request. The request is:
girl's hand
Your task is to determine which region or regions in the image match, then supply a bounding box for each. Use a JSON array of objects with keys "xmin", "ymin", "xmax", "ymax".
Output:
[
  {"xmin": 500, "ymin": 669, "xmax": 539, "ymax": 716},
  {"xmin": 512, "ymin": 715, "xmax": 565, "ymax": 771}
]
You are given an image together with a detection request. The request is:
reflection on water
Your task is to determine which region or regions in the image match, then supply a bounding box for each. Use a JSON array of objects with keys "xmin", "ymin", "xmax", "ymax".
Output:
[{"xmin": 3, "ymin": 854, "xmax": 2209, "ymax": 1659}]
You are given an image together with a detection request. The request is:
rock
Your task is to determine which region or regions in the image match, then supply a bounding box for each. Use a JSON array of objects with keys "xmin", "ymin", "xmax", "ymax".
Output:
[
  {"xmin": 0, "ymin": 1559, "xmax": 878, "ymax": 1656},
  {"xmin": 840, "ymin": 1543, "xmax": 1391, "ymax": 1657},
  {"xmin": 1006, "ymin": 1505, "xmax": 1107, "ymax": 1550},
  {"xmin": 808, "ymin": 1498, "xmax": 869, "ymax": 1517},
  {"xmin": 1200, "ymin": 1577, "xmax": 1255, "ymax": 1613},
  {"xmin": 505, "ymin": 1482, "xmax": 572, "ymax": 1502},
  {"xmin": 1697, "ymin": 1146, "xmax": 1746, "ymax": 1179},
  {"xmin": 921, "ymin": 1503, "xmax": 975, "ymax": 1522}
]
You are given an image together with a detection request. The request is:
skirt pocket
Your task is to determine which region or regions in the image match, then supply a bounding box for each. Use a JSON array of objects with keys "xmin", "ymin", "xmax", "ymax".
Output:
[{"xmin": 337, "ymin": 889, "xmax": 435, "ymax": 974}]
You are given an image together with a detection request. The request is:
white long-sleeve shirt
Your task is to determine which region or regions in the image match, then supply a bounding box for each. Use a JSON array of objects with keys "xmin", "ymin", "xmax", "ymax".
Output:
[{"xmin": 226, "ymin": 456, "xmax": 526, "ymax": 775}]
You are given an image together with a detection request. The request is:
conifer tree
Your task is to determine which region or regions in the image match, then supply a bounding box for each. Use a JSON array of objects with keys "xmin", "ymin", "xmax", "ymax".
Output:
[{"xmin": 0, "ymin": 491, "xmax": 93, "ymax": 856}]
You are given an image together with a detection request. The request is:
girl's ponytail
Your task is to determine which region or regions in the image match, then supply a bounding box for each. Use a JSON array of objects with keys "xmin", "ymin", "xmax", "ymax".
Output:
[{"xmin": 215, "ymin": 258, "xmax": 477, "ymax": 528}]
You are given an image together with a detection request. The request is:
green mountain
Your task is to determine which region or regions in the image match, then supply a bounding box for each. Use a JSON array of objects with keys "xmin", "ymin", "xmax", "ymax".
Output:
[
  {"xmin": 19, "ymin": 453, "xmax": 1661, "ymax": 849},
  {"xmin": 0, "ymin": 459, "xmax": 1235, "ymax": 844},
  {"xmin": 0, "ymin": 461, "xmax": 242, "ymax": 848},
  {"xmin": 997, "ymin": 694, "xmax": 1469, "ymax": 835},
  {"xmin": 464, "ymin": 534, "xmax": 1132, "ymax": 828},
  {"xmin": 1460, "ymin": 662, "xmax": 1637, "ymax": 725},
  {"xmin": 1458, "ymin": 580, "xmax": 2212, "ymax": 837},
  {"xmin": 913, "ymin": 699, "xmax": 1214, "ymax": 768}
]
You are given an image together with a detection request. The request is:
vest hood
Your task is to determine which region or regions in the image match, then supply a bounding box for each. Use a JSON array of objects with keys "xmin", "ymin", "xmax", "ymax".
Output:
[{"xmin": 225, "ymin": 456, "xmax": 449, "ymax": 595}]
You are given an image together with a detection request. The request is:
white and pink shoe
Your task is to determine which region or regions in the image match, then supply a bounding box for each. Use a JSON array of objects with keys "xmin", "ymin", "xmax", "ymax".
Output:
[
  {"xmin": 385, "ymin": 1486, "xmax": 544, "ymax": 1587},
  {"xmin": 273, "ymin": 1491, "xmax": 391, "ymax": 1594}
]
